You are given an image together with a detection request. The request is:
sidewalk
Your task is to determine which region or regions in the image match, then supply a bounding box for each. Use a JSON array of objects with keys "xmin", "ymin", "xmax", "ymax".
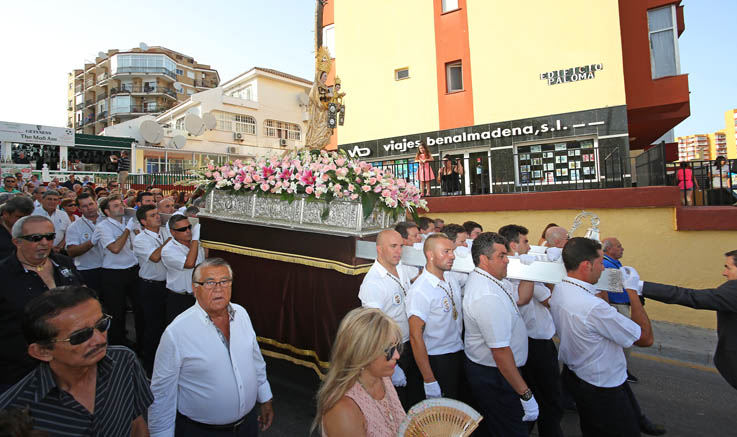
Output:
[{"xmin": 638, "ymin": 320, "xmax": 717, "ymax": 367}]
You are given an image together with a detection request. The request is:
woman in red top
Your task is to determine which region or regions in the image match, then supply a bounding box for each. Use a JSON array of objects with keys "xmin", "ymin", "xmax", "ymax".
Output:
[
  {"xmin": 676, "ymin": 161, "xmax": 699, "ymax": 206},
  {"xmin": 414, "ymin": 143, "xmax": 434, "ymax": 196}
]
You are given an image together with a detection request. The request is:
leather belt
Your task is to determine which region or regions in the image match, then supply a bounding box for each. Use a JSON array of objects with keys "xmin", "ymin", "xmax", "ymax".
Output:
[{"xmin": 176, "ymin": 411, "xmax": 249, "ymax": 431}]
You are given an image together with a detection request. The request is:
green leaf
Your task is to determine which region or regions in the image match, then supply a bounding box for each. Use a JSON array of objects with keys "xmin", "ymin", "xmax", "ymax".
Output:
[{"xmin": 362, "ymin": 193, "xmax": 377, "ymax": 219}]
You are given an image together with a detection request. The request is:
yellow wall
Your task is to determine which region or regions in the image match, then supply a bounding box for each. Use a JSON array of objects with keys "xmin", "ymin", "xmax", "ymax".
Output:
[
  {"xmin": 334, "ymin": 0, "xmax": 439, "ymax": 143},
  {"xmin": 724, "ymin": 109, "xmax": 737, "ymax": 159},
  {"xmin": 426, "ymin": 207, "xmax": 737, "ymax": 330},
  {"xmin": 467, "ymin": 0, "xmax": 627, "ymax": 123}
]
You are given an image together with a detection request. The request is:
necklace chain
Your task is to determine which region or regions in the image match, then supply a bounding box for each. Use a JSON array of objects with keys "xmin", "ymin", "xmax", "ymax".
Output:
[
  {"xmin": 473, "ymin": 268, "xmax": 520, "ymax": 316},
  {"xmin": 357, "ymin": 378, "xmax": 397, "ymax": 434},
  {"xmin": 386, "ymin": 273, "xmax": 407, "ymax": 297},
  {"xmin": 561, "ymin": 279, "xmax": 597, "ymax": 295}
]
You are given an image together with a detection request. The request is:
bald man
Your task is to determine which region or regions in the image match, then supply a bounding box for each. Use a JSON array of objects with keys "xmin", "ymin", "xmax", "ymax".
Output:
[
  {"xmin": 544, "ymin": 226, "xmax": 569, "ymax": 249},
  {"xmin": 359, "ymin": 229, "xmax": 418, "ymax": 408}
]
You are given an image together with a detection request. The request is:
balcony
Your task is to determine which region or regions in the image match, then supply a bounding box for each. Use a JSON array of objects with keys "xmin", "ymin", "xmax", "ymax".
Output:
[
  {"xmin": 97, "ymin": 111, "xmax": 108, "ymax": 121},
  {"xmin": 113, "ymin": 104, "xmax": 171, "ymax": 115},
  {"xmin": 114, "ymin": 67, "xmax": 177, "ymax": 80},
  {"xmin": 96, "ymin": 93, "xmax": 108, "ymax": 102},
  {"xmin": 75, "ymin": 84, "xmax": 83, "ymax": 93},
  {"xmin": 75, "ymin": 103, "xmax": 84, "ymax": 111},
  {"xmin": 110, "ymin": 86, "xmax": 177, "ymax": 98},
  {"xmin": 194, "ymin": 79, "xmax": 218, "ymax": 88},
  {"xmin": 85, "ymin": 99, "xmax": 94, "ymax": 107},
  {"xmin": 97, "ymin": 73, "xmax": 109, "ymax": 83},
  {"xmin": 85, "ymin": 79, "xmax": 94, "ymax": 88}
]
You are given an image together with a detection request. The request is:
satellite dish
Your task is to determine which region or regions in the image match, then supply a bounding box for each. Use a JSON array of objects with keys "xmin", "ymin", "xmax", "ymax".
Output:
[
  {"xmin": 140, "ymin": 120, "xmax": 164, "ymax": 144},
  {"xmin": 98, "ymin": 51, "xmax": 108, "ymax": 59},
  {"xmin": 202, "ymin": 113, "xmax": 217, "ymax": 130},
  {"xmin": 171, "ymin": 135, "xmax": 187, "ymax": 149},
  {"xmin": 139, "ymin": 42, "xmax": 149, "ymax": 51},
  {"xmin": 184, "ymin": 114, "xmax": 205, "ymax": 136},
  {"xmin": 297, "ymin": 93, "xmax": 309, "ymax": 106}
]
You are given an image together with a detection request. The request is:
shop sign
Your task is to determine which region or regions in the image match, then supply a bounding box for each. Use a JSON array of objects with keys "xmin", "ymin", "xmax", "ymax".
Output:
[
  {"xmin": 540, "ymin": 64, "xmax": 603, "ymax": 85},
  {"xmin": 0, "ymin": 121, "xmax": 74, "ymax": 147}
]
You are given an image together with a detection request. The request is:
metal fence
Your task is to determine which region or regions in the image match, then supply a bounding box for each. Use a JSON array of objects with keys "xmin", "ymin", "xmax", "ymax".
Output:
[
  {"xmin": 126, "ymin": 172, "xmax": 200, "ymax": 194},
  {"xmin": 665, "ymin": 158, "xmax": 736, "ymax": 206}
]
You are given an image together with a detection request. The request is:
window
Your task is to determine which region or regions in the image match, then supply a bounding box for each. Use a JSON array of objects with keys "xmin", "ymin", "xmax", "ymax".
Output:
[
  {"xmin": 231, "ymin": 85, "xmax": 253, "ymax": 101},
  {"xmin": 187, "ymin": 71, "xmax": 195, "ymax": 79},
  {"xmin": 175, "ymin": 117, "xmax": 185, "ymax": 130},
  {"xmin": 110, "ymin": 96, "xmax": 131, "ymax": 114},
  {"xmin": 264, "ymin": 119, "xmax": 301, "ymax": 140},
  {"xmin": 395, "ymin": 68, "xmax": 410, "ymax": 81},
  {"xmin": 442, "ymin": 0, "xmax": 459, "ymax": 13},
  {"xmin": 445, "ymin": 61, "xmax": 463, "ymax": 93},
  {"xmin": 647, "ymin": 5, "xmax": 680, "ymax": 79},
  {"xmin": 322, "ymin": 24, "xmax": 335, "ymax": 58},
  {"xmin": 186, "ymin": 88, "xmax": 194, "ymax": 95},
  {"xmin": 214, "ymin": 112, "xmax": 257, "ymax": 135},
  {"xmin": 202, "ymin": 73, "xmax": 206, "ymax": 79},
  {"xmin": 176, "ymin": 68, "xmax": 183, "ymax": 75}
]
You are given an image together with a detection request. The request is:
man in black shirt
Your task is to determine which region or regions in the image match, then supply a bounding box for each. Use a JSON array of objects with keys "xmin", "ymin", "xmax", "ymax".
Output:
[
  {"xmin": 0, "ymin": 196, "xmax": 34, "ymax": 261},
  {"xmin": 113, "ymin": 151, "xmax": 130, "ymax": 187},
  {"xmin": 0, "ymin": 215, "xmax": 83, "ymax": 391},
  {"xmin": 0, "ymin": 286, "xmax": 153, "ymax": 436},
  {"xmin": 60, "ymin": 174, "xmax": 77, "ymax": 191}
]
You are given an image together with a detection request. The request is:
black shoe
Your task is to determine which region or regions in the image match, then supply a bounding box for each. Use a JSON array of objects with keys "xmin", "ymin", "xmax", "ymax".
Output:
[
  {"xmin": 640, "ymin": 415, "xmax": 667, "ymax": 436},
  {"xmin": 627, "ymin": 371, "xmax": 639, "ymax": 383}
]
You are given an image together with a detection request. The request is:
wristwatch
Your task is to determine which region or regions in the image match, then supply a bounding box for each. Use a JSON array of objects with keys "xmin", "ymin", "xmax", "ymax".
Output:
[{"xmin": 520, "ymin": 388, "xmax": 533, "ymax": 401}]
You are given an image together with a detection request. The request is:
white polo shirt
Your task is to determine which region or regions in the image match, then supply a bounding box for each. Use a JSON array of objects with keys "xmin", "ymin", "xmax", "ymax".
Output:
[
  {"xmin": 359, "ymin": 260, "xmax": 412, "ymax": 343},
  {"xmin": 32, "ymin": 206, "xmax": 71, "ymax": 247},
  {"xmin": 406, "ymin": 270, "xmax": 463, "ymax": 355},
  {"xmin": 463, "ymin": 268, "xmax": 528, "ymax": 367},
  {"xmin": 550, "ymin": 276, "xmax": 641, "ymax": 388},
  {"xmin": 133, "ymin": 228, "xmax": 169, "ymax": 281},
  {"xmin": 65, "ymin": 215, "xmax": 102, "ymax": 270},
  {"xmin": 510, "ymin": 279, "xmax": 556, "ymax": 340},
  {"xmin": 161, "ymin": 239, "xmax": 205, "ymax": 294},
  {"xmin": 94, "ymin": 217, "xmax": 138, "ymax": 269}
]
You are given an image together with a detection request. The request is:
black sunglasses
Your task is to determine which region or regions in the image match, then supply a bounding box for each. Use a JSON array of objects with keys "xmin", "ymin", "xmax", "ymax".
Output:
[
  {"xmin": 19, "ymin": 233, "xmax": 56, "ymax": 242},
  {"xmin": 172, "ymin": 224, "xmax": 192, "ymax": 232},
  {"xmin": 384, "ymin": 343, "xmax": 403, "ymax": 361},
  {"xmin": 51, "ymin": 314, "xmax": 112, "ymax": 345}
]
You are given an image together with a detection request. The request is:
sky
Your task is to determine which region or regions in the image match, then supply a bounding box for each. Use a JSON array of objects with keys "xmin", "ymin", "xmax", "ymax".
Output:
[{"xmin": 0, "ymin": 0, "xmax": 733, "ymax": 138}]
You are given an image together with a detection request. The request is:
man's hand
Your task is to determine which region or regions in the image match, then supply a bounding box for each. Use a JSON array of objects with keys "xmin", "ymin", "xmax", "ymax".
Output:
[
  {"xmin": 423, "ymin": 381, "xmax": 442, "ymax": 398},
  {"xmin": 518, "ymin": 254, "xmax": 536, "ymax": 266},
  {"xmin": 126, "ymin": 217, "xmax": 138, "ymax": 233},
  {"xmin": 521, "ymin": 395, "xmax": 539, "ymax": 421},
  {"xmin": 191, "ymin": 223, "xmax": 201, "ymax": 241},
  {"xmin": 622, "ymin": 266, "xmax": 643, "ymax": 295},
  {"xmin": 546, "ymin": 247, "xmax": 562, "ymax": 262},
  {"xmin": 258, "ymin": 400, "xmax": 274, "ymax": 431}
]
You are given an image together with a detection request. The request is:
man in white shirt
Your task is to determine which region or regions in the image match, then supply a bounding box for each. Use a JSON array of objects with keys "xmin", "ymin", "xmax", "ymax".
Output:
[
  {"xmin": 31, "ymin": 185, "xmax": 46, "ymax": 208},
  {"xmin": 149, "ymin": 258, "xmax": 274, "ymax": 436},
  {"xmin": 394, "ymin": 221, "xmax": 423, "ymax": 282},
  {"xmin": 442, "ymin": 223, "xmax": 470, "ymax": 289},
  {"xmin": 550, "ymin": 237, "xmax": 654, "ymax": 437},
  {"xmin": 93, "ymin": 194, "xmax": 141, "ymax": 347},
  {"xmin": 359, "ymin": 229, "xmax": 417, "ymax": 408},
  {"xmin": 499, "ymin": 224, "xmax": 563, "ymax": 437},
  {"xmin": 463, "ymin": 232, "xmax": 538, "ymax": 436},
  {"xmin": 407, "ymin": 233, "xmax": 464, "ymax": 400},
  {"xmin": 133, "ymin": 205, "xmax": 171, "ymax": 375},
  {"xmin": 158, "ymin": 197, "xmax": 176, "ymax": 215},
  {"xmin": 65, "ymin": 193, "xmax": 104, "ymax": 292},
  {"xmin": 161, "ymin": 214, "xmax": 206, "ymax": 324},
  {"xmin": 32, "ymin": 190, "xmax": 70, "ymax": 253},
  {"xmin": 416, "ymin": 217, "xmax": 435, "ymax": 241}
]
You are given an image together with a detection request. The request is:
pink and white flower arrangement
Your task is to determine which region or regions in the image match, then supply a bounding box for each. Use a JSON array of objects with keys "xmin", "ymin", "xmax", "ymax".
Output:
[{"xmin": 190, "ymin": 150, "xmax": 428, "ymax": 219}]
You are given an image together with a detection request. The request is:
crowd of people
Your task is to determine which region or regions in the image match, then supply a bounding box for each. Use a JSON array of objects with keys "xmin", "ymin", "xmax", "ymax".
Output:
[{"xmin": 0, "ymin": 178, "xmax": 736, "ymax": 436}]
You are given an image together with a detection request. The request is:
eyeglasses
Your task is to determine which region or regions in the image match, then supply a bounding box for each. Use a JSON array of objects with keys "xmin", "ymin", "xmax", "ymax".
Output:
[
  {"xmin": 194, "ymin": 279, "xmax": 233, "ymax": 289},
  {"xmin": 18, "ymin": 233, "xmax": 56, "ymax": 242},
  {"xmin": 172, "ymin": 224, "xmax": 192, "ymax": 232},
  {"xmin": 384, "ymin": 343, "xmax": 403, "ymax": 361},
  {"xmin": 50, "ymin": 314, "xmax": 112, "ymax": 345}
]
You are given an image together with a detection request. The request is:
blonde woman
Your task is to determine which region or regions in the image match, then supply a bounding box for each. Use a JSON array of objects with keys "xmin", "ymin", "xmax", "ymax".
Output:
[{"xmin": 313, "ymin": 308, "xmax": 406, "ymax": 436}]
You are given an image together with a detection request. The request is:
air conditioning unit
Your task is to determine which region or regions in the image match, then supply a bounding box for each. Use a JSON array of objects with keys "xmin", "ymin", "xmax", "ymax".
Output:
[
  {"xmin": 227, "ymin": 146, "xmax": 238, "ymax": 154},
  {"xmin": 279, "ymin": 138, "xmax": 288, "ymax": 147},
  {"xmin": 234, "ymin": 132, "xmax": 243, "ymax": 141}
]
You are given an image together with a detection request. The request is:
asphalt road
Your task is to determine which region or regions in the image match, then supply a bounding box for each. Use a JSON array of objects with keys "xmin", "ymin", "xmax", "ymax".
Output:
[{"xmin": 259, "ymin": 354, "xmax": 737, "ymax": 437}]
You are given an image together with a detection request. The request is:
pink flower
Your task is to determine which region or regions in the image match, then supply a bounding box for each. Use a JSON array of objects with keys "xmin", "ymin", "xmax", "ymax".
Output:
[
  {"xmin": 299, "ymin": 170, "xmax": 316, "ymax": 185},
  {"xmin": 233, "ymin": 183, "xmax": 242, "ymax": 191},
  {"xmin": 279, "ymin": 168, "xmax": 292, "ymax": 180},
  {"xmin": 336, "ymin": 157, "xmax": 346, "ymax": 167},
  {"xmin": 321, "ymin": 173, "xmax": 330, "ymax": 182},
  {"xmin": 305, "ymin": 186, "xmax": 314, "ymax": 194},
  {"xmin": 260, "ymin": 183, "xmax": 270, "ymax": 191},
  {"xmin": 369, "ymin": 177, "xmax": 377, "ymax": 185},
  {"xmin": 362, "ymin": 185, "xmax": 371, "ymax": 192},
  {"xmin": 227, "ymin": 170, "xmax": 236, "ymax": 178},
  {"xmin": 348, "ymin": 184, "xmax": 355, "ymax": 192},
  {"xmin": 381, "ymin": 189, "xmax": 391, "ymax": 197},
  {"xmin": 213, "ymin": 171, "xmax": 222, "ymax": 181},
  {"xmin": 373, "ymin": 186, "xmax": 382, "ymax": 193},
  {"xmin": 350, "ymin": 193, "xmax": 359, "ymax": 200},
  {"xmin": 262, "ymin": 166, "xmax": 275, "ymax": 178},
  {"xmin": 207, "ymin": 164, "xmax": 215, "ymax": 171},
  {"xmin": 204, "ymin": 171, "xmax": 212, "ymax": 178}
]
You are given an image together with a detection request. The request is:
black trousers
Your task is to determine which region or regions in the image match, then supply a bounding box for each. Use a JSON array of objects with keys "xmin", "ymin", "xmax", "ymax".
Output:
[
  {"xmin": 396, "ymin": 341, "xmax": 421, "ymax": 411},
  {"xmin": 174, "ymin": 408, "xmax": 257, "ymax": 437},
  {"xmin": 465, "ymin": 358, "xmax": 532, "ymax": 437},
  {"xmin": 166, "ymin": 290, "xmax": 196, "ymax": 324},
  {"xmin": 427, "ymin": 351, "xmax": 465, "ymax": 400},
  {"xmin": 78, "ymin": 268, "xmax": 103, "ymax": 295},
  {"xmin": 561, "ymin": 366, "xmax": 640, "ymax": 437},
  {"xmin": 100, "ymin": 266, "xmax": 141, "ymax": 346},
  {"xmin": 521, "ymin": 338, "xmax": 564, "ymax": 437},
  {"xmin": 139, "ymin": 278, "xmax": 167, "ymax": 375}
]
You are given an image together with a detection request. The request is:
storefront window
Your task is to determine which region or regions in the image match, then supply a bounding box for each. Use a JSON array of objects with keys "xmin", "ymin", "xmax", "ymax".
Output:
[{"xmin": 516, "ymin": 139, "xmax": 597, "ymax": 186}]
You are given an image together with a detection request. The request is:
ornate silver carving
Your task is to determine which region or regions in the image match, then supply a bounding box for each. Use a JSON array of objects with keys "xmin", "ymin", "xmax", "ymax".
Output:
[
  {"xmin": 201, "ymin": 190, "xmax": 404, "ymax": 236},
  {"xmin": 569, "ymin": 210, "xmax": 601, "ymax": 242}
]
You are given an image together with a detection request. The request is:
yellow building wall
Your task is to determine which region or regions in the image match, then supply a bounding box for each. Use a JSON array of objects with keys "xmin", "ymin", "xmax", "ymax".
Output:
[
  {"xmin": 724, "ymin": 109, "xmax": 737, "ymax": 159},
  {"xmin": 467, "ymin": 0, "xmax": 628, "ymax": 123},
  {"xmin": 425, "ymin": 207, "xmax": 737, "ymax": 330},
  {"xmin": 333, "ymin": 0, "xmax": 439, "ymax": 144}
]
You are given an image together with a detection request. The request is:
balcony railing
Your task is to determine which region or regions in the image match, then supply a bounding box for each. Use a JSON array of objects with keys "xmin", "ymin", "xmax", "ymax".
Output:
[
  {"xmin": 97, "ymin": 73, "xmax": 109, "ymax": 82},
  {"xmin": 110, "ymin": 86, "xmax": 177, "ymax": 97},
  {"xmin": 85, "ymin": 99, "xmax": 94, "ymax": 107},
  {"xmin": 112, "ymin": 105, "xmax": 170, "ymax": 115},
  {"xmin": 75, "ymin": 85, "xmax": 83, "ymax": 93},
  {"xmin": 194, "ymin": 79, "xmax": 218, "ymax": 88},
  {"xmin": 85, "ymin": 79, "xmax": 94, "ymax": 88},
  {"xmin": 96, "ymin": 93, "xmax": 108, "ymax": 102},
  {"xmin": 97, "ymin": 111, "xmax": 108, "ymax": 121},
  {"xmin": 114, "ymin": 67, "xmax": 177, "ymax": 80},
  {"xmin": 75, "ymin": 103, "xmax": 84, "ymax": 111}
]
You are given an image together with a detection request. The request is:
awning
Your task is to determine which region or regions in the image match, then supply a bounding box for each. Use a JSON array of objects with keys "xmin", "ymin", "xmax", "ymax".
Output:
[{"xmin": 74, "ymin": 134, "xmax": 134, "ymax": 151}]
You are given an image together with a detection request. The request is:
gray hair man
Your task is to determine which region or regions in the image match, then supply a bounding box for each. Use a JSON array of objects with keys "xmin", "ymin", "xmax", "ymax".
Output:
[
  {"xmin": 149, "ymin": 258, "xmax": 274, "ymax": 436},
  {"xmin": 32, "ymin": 189, "xmax": 70, "ymax": 252},
  {"xmin": 0, "ymin": 196, "xmax": 34, "ymax": 259}
]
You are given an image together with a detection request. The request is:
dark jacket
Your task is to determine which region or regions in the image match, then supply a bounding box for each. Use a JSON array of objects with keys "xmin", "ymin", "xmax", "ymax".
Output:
[
  {"xmin": 0, "ymin": 253, "xmax": 83, "ymax": 386},
  {"xmin": 643, "ymin": 280, "xmax": 737, "ymax": 390}
]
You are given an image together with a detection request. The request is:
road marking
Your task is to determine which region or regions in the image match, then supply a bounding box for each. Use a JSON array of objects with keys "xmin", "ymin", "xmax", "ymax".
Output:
[{"xmin": 631, "ymin": 351, "xmax": 719, "ymax": 374}]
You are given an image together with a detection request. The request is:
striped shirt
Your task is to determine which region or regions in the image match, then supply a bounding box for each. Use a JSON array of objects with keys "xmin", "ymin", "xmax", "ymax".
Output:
[
  {"xmin": 117, "ymin": 156, "xmax": 130, "ymax": 172},
  {"xmin": 0, "ymin": 346, "xmax": 153, "ymax": 436}
]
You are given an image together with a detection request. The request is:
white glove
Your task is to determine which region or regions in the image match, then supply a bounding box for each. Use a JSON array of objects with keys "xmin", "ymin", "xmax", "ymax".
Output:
[
  {"xmin": 423, "ymin": 381, "xmax": 442, "ymax": 398},
  {"xmin": 391, "ymin": 365, "xmax": 407, "ymax": 387},
  {"xmin": 455, "ymin": 246, "xmax": 471, "ymax": 257},
  {"xmin": 621, "ymin": 266, "xmax": 643, "ymax": 295},
  {"xmin": 521, "ymin": 395, "xmax": 539, "ymax": 422},
  {"xmin": 546, "ymin": 247, "xmax": 563, "ymax": 262},
  {"xmin": 465, "ymin": 239, "xmax": 474, "ymax": 249},
  {"xmin": 126, "ymin": 217, "xmax": 138, "ymax": 233},
  {"xmin": 191, "ymin": 223, "xmax": 201, "ymax": 241},
  {"xmin": 90, "ymin": 229, "xmax": 100, "ymax": 245},
  {"xmin": 518, "ymin": 254, "xmax": 536, "ymax": 266}
]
